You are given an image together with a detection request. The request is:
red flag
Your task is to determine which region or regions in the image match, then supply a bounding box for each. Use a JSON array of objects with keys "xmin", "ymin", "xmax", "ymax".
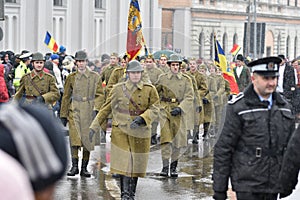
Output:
[{"xmin": 126, "ymin": 0, "xmax": 145, "ymax": 61}]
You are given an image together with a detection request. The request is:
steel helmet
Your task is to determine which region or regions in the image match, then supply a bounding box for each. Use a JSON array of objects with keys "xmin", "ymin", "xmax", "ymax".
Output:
[
  {"xmin": 74, "ymin": 50, "xmax": 87, "ymax": 61},
  {"xmin": 31, "ymin": 52, "xmax": 45, "ymax": 61},
  {"xmin": 126, "ymin": 60, "xmax": 144, "ymax": 72}
]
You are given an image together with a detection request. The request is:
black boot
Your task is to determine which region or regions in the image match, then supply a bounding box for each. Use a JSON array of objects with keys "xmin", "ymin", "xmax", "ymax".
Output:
[
  {"xmin": 101, "ymin": 130, "xmax": 106, "ymax": 143},
  {"xmin": 151, "ymin": 134, "xmax": 157, "ymax": 145},
  {"xmin": 120, "ymin": 175, "xmax": 131, "ymax": 200},
  {"xmin": 80, "ymin": 160, "xmax": 91, "ymax": 177},
  {"xmin": 170, "ymin": 161, "xmax": 178, "ymax": 178},
  {"xmin": 130, "ymin": 177, "xmax": 138, "ymax": 199},
  {"xmin": 67, "ymin": 158, "xmax": 79, "ymax": 176},
  {"xmin": 192, "ymin": 126, "xmax": 199, "ymax": 144},
  {"xmin": 160, "ymin": 159, "xmax": 169, "ymax": 177},
  {"xmin": 203, "ymin": 123, "xmax": 209, "ymax": 139}
]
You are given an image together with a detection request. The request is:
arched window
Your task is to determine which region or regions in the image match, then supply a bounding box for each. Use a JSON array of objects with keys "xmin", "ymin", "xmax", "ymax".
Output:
[
  {"xmin": 199, "ymin": 32, "xmax": 204, "ymax": 58},
  {"xmin": 286, "ymin": 35, "xmax": 290, "ymax": 58},
  {"xmin": 294, "ymin": 36, "xmax": 298, "ymax": 58},
  {"xmin": 277, "ymin": 34, "xmax": 281, "ymax": 54},
  {"xmin": 233, "ymin": 33, "xmax": 238, "ymax": 46},
  {"xmin": 210, "ymin": 33, "xmax": 214, "ymax": 60}
]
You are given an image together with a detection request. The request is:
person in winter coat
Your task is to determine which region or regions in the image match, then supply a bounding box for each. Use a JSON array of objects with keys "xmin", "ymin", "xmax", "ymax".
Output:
[
  {"xmin": 213, "ymin": 57, "xmax": 295, "ymax": 200},
  {"xmin": 0, "ymin": 64, "xmax": 9, "ymax": 104},
  {"xmin": 89, "ymin": 60, "xmax": 159, "ymax": 199}
]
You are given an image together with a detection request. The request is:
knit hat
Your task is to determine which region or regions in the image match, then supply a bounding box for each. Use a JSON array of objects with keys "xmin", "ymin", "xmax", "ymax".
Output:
[
  {"xmin": 0, "ymin": 103, "xmax": 68, "ymax": 192},
  {"xmin": 50, "ymin": 54, "xmax": 59, "ymax": 60}
]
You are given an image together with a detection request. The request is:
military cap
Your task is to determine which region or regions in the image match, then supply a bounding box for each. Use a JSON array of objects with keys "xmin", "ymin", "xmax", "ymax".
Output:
[
  {"xmin": 19, "ymin": 52, "xmax": 32, "ymax": 60},
  {"xmin": 0, "ymin": 103, "xmax": 67, "ymax": 192},
  {"xmin": 111, "ymin": 52, "xmax": 119, "ymax": 58},
  {"xmin": 180, "ymin": 62, "xmax": 187, "ymax": 69},
  {"xmin": 74, "ymin": 50, "xmax": 87, "ymax": 61},
  {"xmin": 126, "ymin": 60, "xmax": 144, "ymax": 72},
  {"xmin": 199, "ymin": 64, "xmax": 207, "ymax": 70},
  {"xmin": 236, "ymin": 54, "xmax": 244, "ymax": 62},
  {"xmin": 101, "ymin": 53, "xmax": 110, "ymax": 62},
  {"xmin": 167, "ymin": 54, "xmax": 182, "ymax": 64},
  {"xmin": 247, "ymin": 56, "xmax": 281, "ymax": 77},
  {"xmin": 31, "ymin": 52, "xmax": 45, "ymax": 61},
  {"xmin": 146, "ymin": 54, "xmax": 154, "ymax": 60}
]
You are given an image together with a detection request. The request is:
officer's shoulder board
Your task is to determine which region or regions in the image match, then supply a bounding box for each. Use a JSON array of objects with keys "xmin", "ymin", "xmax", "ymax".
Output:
[
  {"xmin": 228, "ymin": 92, "xmax": 244, "ymax": 105},
  {"xmin": 181, "ymin": 73, "xmax": 191, "ymax": 80},
  {"xmin": 143, "ymin": 82, "xmax": 155, "ymax": 88}
]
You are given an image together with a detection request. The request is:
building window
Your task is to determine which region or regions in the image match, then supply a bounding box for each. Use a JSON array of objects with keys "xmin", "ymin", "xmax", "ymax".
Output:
[
  {"xmin": 199, "ymin": 32, "xmax": 204, "ymax": 58},
  {"xmin": 210, "ymin": 33, "xmax": 214, "ymax": 60},
  {"xmin": 294, "ymin": 36, "xmax": 298, "ymax": 58},
  {"xmin": 5, "ymin": 0, "xmax": 16, "ymax": 3},
  {"xmin": 287, "ymin": 0, "xmax": 290, "ymax": 6},
  {"xmin": 95, "ymin": 0, "xmax": 104, "ymax": 9},
  {"xmin": 53, "ymin": 0, "xmax": 62, "ymax": 6},
  {"xmin": 199, "ymin": 0, "xmax": 204, "ymax": 4},
  {"xmin": 277, "ymin": 34, "xmax": 281, "ymax": 54},
  {"xmin": 296, "ymin": 0, "xmax": 298, "ymax": 7},
  {"xmin": 223, "ymin": 33, "xmax": 228, "ymax": 54},
  {"xmin": 286, "ymin": 36, "xmax": 290, "ymax": 58}
]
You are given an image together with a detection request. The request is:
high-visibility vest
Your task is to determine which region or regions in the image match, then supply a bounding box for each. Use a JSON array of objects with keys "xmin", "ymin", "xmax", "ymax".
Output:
[{"xmin": 13, "ymin": 61, "xmax": 31, "ymax": 88}]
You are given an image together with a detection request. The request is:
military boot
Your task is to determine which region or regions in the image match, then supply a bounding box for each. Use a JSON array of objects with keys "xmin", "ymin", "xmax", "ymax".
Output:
[
  {"xmin": 130, "ymin": 177, "xmax": 138, "ymax": 199},
  {"xmin": 120, "ymin": 175, "xmax": 131, "ymax": 200},
  {"xmin": 187, "ymin": 130, "xmax": 193, "ymax": 140},
  {"xmin": 170, "ymin": 161, "xmax": 178, "ymax": 178},
  {"xmin": 151, "ymin": 134, "xmax": 157, "ymax": 145},
  {"xmin": 203, "ymin": 123, "xmax": 209, "ymax": 139},
  {"xmin": 160, "ymin": 159, "xmax": 169, "ymax": 177},
  {"xmin": 100, "ymin": 130, "xmax": 106, "ymax": 143},
  {"xmin": 192, "ymin": 126, "xmax": 199, "ymax": 144},
  {"xmin": 80, "ymin": 160, "xmax": 91, "ymax": 177},
  {"xmin": 67, "ymin": 158, "xmax": 79, "ymax": 176}
]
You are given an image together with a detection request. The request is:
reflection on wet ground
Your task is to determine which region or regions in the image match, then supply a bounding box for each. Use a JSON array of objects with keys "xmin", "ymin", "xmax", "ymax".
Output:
[{"xmin": 55, "ymin": 134, "xmax": 216, "ymax": 200}]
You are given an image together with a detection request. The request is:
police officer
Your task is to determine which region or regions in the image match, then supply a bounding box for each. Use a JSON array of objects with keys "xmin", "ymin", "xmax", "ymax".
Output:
[
  {"xmin": 89, "ymin": 60, "xmax": 160, "ymax": 199},
  {"xmin": 60, "ymin": 50, "xmax": 101, "ymax": 177},
  {"xmin": 213, "ymin": 57, "xmax": 295, "ymax": 200},
  {"xmin": 13, "ymin": 52, "xmax": 32, "ymax": 91},
  {"xmin": 155, "ymin": 54, "xmax": 194, "ymax": 177},
  {"xmin": 14, "ymin": 52, "xmax": 60, "ymax": 108}
]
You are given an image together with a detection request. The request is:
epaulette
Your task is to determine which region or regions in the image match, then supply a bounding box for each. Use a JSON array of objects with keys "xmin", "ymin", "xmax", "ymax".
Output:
[
  {"xmin": 228, "ymin": 92, "xmax": 244, "ymax": 104},
  {"xmin": 143, "ymin": 82, "xmax": 155, "ymax": 88}
]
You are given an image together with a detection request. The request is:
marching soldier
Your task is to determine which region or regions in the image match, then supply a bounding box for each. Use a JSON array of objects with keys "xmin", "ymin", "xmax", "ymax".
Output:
[
  {"xmin": 14, "ymin": 52, "xmax": 60, "ymax": 108},
  {"xmin": 155, "ymin": 54, "xmax": 194, "ymax": 177},
  {"xmin": 60, "ymin": 50, "xmax": 102, "ymax": 178},
  {"xmin": 158, "ymin": 54, "xmax": 170, "ymax": 73},
  {"xmin": 89, "ymin": 60, "xmax": 159, "ymax": 199}
]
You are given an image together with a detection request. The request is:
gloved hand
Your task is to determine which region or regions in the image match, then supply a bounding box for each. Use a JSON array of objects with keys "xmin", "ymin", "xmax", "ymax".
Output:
[
  {"xmin": 93, "ymin": 110, "xmax": 99, "ymax": 119},
  {"xmin": 130, "ymin": 116, "xmax": 146, "ymax": 129},
  {"xmin": 60, "ymin": 117, "xmax": 68, "ymax": 127},
  {"xmin": 170, "ymin": 107, "xmax": 182, "ymax": 116},
  {"xmin": 36, "ymin": 96, "xmax": 45, "ymax": 103},
  {"xmin": 196, "ymin": 106, "xmax": 202, "ymax": 113},
  {"xmin": 279, "ymin": 191, "xmax": 292, "ymax": 199},
  {"xmin": 89, "ymin": 129, "xmax": 95, "ymax": 142},
  {"xmin": 213, "ymin": 95, "xmax": 218, "ymax": 101},
  {"xmin": 228, "ymin": 94, "xmax": 233, "ymax": 101},
  {"xmin": 202, "ymin": 98, "xmax": 209, "ymax": 104},
  {"xmin": 212, "ymin": 191, "xmax": 227, "ymax": 200}
]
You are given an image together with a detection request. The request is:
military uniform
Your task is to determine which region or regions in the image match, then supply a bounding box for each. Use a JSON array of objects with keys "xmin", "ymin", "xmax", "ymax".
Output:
[
  {"xmin": 90, "ymin": 60, "xmax": 159, "ymax": 199},
  {"xmin": 155, "ymin": 54, "xmax": 194, "ymax": 177},
  {"xmin": 60, "ymin": 50, "xmax": 101, "ymax": 177}
]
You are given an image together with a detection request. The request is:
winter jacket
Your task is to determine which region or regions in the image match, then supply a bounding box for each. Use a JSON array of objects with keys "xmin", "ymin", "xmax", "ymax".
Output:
[{"xmin": 213, "ymin": 84, "xmax": 295, "ymax": 194}]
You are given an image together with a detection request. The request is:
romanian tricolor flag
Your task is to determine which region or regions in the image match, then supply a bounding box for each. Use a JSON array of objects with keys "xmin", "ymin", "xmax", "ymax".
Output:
[
  {"xmin": 44, "ymin": 31, "xmax": 59, "ymax": 53},
  {"xmin": 214, "ymin": 36, "xmax": 239, "ymax": 94},
  {"xmin": 230, "ymin": 44, "xmax": 241, "ymax": 56},
  {"xmin": 126, "ymin": 0, "xmax": 145, "ymax": 61}
]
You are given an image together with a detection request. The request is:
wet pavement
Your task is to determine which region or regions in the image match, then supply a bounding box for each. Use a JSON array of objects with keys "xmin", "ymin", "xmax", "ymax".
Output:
[{"xmin": 54, "ymin": 130, "xmax": 217, "ymax": 200}]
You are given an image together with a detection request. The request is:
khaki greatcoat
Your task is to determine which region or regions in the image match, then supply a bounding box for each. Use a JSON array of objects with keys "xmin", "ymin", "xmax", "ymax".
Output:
[
  {"xmin": 90, "ymin": 81, "xmax": 160, "ymax": 177},
  {"xmin": 60, "ymin": 68, "xmax": 101, "ymax": 151},
  {"xmin": 155, "ymin": 72, "xmax": 194, "ymax": 148}
]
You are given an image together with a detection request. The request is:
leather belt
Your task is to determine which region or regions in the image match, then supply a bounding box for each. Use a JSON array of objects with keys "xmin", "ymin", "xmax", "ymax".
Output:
[
  {"xmin": 117, "ymin": 108, "xmax": 145, "ymax": 116},
  {"xmin": 72, "ymin": 96, "xmax": 94, "ymax": 102},
  {"xmin": 236, "ymin": 145, "xmax": 286, "ymax": 158},
  {"xmin": 25, "ymin": 95, "xmax": 36, "ymax": 99},
  {"xmin": 161, "ymin": 97, "xmax": 182, "ymax": 103}
]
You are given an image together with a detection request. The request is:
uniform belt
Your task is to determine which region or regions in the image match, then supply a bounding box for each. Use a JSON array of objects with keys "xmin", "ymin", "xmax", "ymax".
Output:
[
  {"xmin": 117, "ymin": 108, "xmax": 145, "ymax": 116},
  {"xmin": 161, "ymin": 97, "xmax": 182, "ymax": 103},
  {"xmin": 72, "ymin": 96, "xmax": 94, "ymax": 102},
  {"xmin": 25, "ymin": 95, "xmax": 36, "ymax": 99}
]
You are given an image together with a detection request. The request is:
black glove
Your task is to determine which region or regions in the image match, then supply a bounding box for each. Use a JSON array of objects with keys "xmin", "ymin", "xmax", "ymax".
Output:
[
  {"xmin": 89, "ymin": 129, "xmax": 95, "ymax": 142},
  {"xmin": 130, "ymin": 116, "xmax": 146, "ymax": 129},
  {"xmin": 60, "ymin": 117, "xmax": 68, "ymax": 127},
  {"xmin": 202, "ymin": 98, "xmax": 209, "ymax": 104},
  {"xmin": 228, "ymin": 94, "xmax": 233, "ymax": 101},
  {"xmin": 279, "ymin": 191, "xmax": 293, "ymax": 199},
  {"xmin": 213, "ymin": 191, "xmax": 227, "ymax": 200},
  {"xmin": 196, "ymin": 106, "xmax": 202, "ymax": 113},
  {"xmin": 36, "ymin": 96, "xmax": 45, "ymax": 103},
  {"xmin": 93, "ymin": 110, "xmax": 99, "ymax": 119},
  {"xmin": 170, "ymin": 107, "xmax": 182, "ymax": 116}
]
